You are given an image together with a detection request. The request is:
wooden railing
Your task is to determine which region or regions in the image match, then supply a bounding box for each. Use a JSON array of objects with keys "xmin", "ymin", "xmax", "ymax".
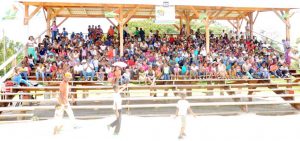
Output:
[{"xmin": 0, "ymin": 46, "xmax": 25, "ymax": 83}]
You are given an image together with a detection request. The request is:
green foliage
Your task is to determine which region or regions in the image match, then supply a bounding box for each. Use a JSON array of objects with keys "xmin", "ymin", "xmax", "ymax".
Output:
[
  {"xmin": 127, "ymin": 19, "xmax": 229, "ymax": 36},
  {"xmin": 0, "ymin": 36, "xmax": 23, "ymax": 76},
  {"xmin": 127, "ymin": 19, "xmax": 178, "ymax": 35}
]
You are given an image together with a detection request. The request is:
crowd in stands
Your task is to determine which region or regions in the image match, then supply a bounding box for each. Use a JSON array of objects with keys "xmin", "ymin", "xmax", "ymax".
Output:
[{"xmin": 11, "ymin": 20, "xmax": 294, "ymax": 86}]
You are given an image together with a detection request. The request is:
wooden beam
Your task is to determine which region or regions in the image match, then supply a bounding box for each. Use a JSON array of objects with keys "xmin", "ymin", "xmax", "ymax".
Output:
[
  {"xmin": 50, "ymin": 8, "xmax": 64, "ymax": 19},
  {"xmin": 253, "ymin": 11, "xmax": 259, "ymax": 24},
  {"xmin": 114, "ymin": 8, "xmax": 121, "ymax": 24},
  {"xmin": 223, "ymin": 11, "xmax": 232, "ymax": 17},
  {"xmin": 66, "ymin": 8, "xmax": 71, "ymax": 15},
  {"xmin": 273, "ymin": 10, "xmax": 289, "ymax": 26},
  {"xmin": 42, "ymin": 7, "xmax": 47, "ymax": 22},
  {"xmin": 106, "ymin": 18, "xmax": 116, "ymax": 27},
  {"xmin": 237, "ymin": 11, "xmax": 249, "ymax": 19},
  {"xmin": 83, "ymin": 8, "xmax": 88, "ymax": 16},
  {"xmin": 24, "ymin": 4, "xmax": 29, "ymax": 25},
  {"xmin": 25, "ymin": 6, "xmax": 42, "ymax": 25},
  {"xmin": 173, "ymin": 24, "xmax": 179, "ymax": 30},
  {"xmin": 228, "ymin": 20, "xmax": 237, "ymax": 29},
  {"xmin": 122, "ymin": 5, "xmax": 140, "ymax": 24},
  {"xmin": 212, "ymin": 9, "xmax": 223, "ymax": 18},
  {"xmin": 46, "ymin": 8, "xmax": 51, "ymax": 36},
  {"xmin": 190, "ymin": 6, "xmax": 199, "ymax": 18}
]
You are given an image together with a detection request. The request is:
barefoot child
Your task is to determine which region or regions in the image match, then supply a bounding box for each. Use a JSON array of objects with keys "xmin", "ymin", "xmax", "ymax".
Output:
[
  {"xmin": 175, "ymin": 92, "xmax": 196, "ymax": 139},
  {"xmin": 107, "ymin": 85, "xmax": 127, "ymax": 135}
]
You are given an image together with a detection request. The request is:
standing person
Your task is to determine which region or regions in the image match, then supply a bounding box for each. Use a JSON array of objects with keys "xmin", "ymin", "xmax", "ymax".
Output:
[
  {"xmin": 175, "ymin": 92, "xmax": 196, "ymax": 139},
  {"xmin": 107, "ymin": 85, "xmax": 127, "ymax": 135},
  {"xmin": 54, "ymin": 72, "xmax": 77, "ymax": 135},
  {"xmin": 51, "ymin": 21, "xmax": 58, "ymax": 43},
  {"xmin": 26, "ymin": 36, "xmax": 37, "ymax": 60}
]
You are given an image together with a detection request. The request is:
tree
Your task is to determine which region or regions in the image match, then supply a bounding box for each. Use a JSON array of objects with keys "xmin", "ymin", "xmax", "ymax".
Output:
[
  {"xmin": 127, "ymin": 19, "xmax": 229, "ymax": 36},
  {"xmin": 0, "ymin": 36, "xmax": 23, "ymax": 76}
]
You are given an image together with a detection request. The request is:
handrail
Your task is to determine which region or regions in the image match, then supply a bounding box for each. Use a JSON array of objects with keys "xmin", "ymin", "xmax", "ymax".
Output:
[
  {"xmin": 253, "ymin": 30, "xmax": 299, "ymax": 61},
  {"xmin": 0, "ymin": 46, "xmax": 25, "ymax": 83}
]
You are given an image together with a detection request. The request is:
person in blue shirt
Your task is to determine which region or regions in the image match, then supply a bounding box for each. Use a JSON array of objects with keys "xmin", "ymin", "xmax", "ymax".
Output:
[{"xmin": 12, "ymin": 67, "xmax": 31, "ymax": 86}]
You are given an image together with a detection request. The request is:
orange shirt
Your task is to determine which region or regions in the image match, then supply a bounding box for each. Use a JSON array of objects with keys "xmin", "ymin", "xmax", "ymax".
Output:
[
  {"xmin": 59, "ymin": 81, "xmax": 69, "ymax": 104},
  {"xmin": 108, "ymin": 28, "xmax": 114, "ymax": 36}
]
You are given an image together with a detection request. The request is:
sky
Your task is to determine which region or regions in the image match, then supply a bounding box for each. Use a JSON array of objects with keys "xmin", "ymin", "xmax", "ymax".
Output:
[{"xmin": 0, "ymin": 0, "xmax": 300, "ymax": 48}]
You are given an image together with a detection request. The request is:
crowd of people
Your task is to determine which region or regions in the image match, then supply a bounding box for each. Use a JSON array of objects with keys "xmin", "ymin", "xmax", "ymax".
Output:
[{"xmin": 11, "ymin": 20, "xmax": 294, "ymax": 86}]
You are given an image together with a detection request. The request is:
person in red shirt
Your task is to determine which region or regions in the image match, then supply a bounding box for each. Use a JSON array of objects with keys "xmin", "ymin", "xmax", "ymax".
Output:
[
  {"xmin": 127, "ymin": 56, "xmax": 135, "ymax": 67},
  {"xmin": 169, "ymin": 36, "xmax": 175, "ymax": 44},
  {"xmin": 107, "ymin": 26, "xmax": 114, "ymax": 39},
  {"xmin": 50, "ymin": 62, "xmax": 58, "ymax": 79},
  {"xmin": 160, "ymin": 43, "xmax": 168, "ymax": 55},
  {"xmin": 107, "ymin": 47, "xmax": 114, "ymax": 60}
]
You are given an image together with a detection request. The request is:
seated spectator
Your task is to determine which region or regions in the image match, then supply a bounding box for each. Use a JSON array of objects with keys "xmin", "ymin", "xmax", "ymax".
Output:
[
  {"xmin": 138, "ymin": 69, "xmax": 146, "ymax": 83},
  {"xmin": 97, "ymin": 68, "xmax": 105, "ymax": 82},
  {"xmin": 56, "ymin": 64, "xmax": 63, "ymax": 80},
  {"xmin": 45, "ymin": 63, "xmax": 52, "ymax": 80},
  {"xmin": 12, "ymin": 67, "xmax": 31, "ymax": 86},
  {"xmin": 36, "ymin": 63, "xmax": 45, "ymax": 81},
  {"xmin": 173, "ymin": 64, "xmax": 181, "ymax": 80},
  {"xmin": 82, "ymin": 59, "xmax": 95, "ymax": 81},
  {"xmin": 190, "ymin": 63, "xmax": 198, "ymax": 79},
  {"xmin": 121, "ymin": 69, "xmax": 131, "ymax": 85},
  {"xmin": 73, "ymin": 62, "xmax": 83, "ymax": 79},
  {"xmin": 19, "ymin": 63, "xmax": 29, "ymax": 80},
  {"xmin": 50, "ymin": 62, "xmax": 58, "ymax": 79},
  {"xmin": 145, "ymin": 67, "xmax": 155, "ymax": 85},
  {"xmin": 162, "ymin": 63, "xmax": 171, "ymax": 80}
]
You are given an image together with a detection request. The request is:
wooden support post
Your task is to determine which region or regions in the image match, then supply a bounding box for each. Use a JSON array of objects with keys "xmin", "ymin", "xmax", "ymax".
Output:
[
  {"xmin": 236, "ymin": 19, "xmax": 240, "ymax": 34},
  {"xmin": 46, "ymin": 8, "xmax": 51, "ymax": 36},
  {"xmin": 205, "ymin": 17, "xmax": 210, "ymax": 54},
  {"xmin": 285, "ymin": 10, "xmax": 291, "ymax": 42},
  {"xmin": 119, "ymin": 7, "xmax": 124, "ymax": 57},
  {"xmin": 249, "ymin": 12, "xmax": 254, "ymax": 39},
  {"xmin": 24, "ymin": 4, "xmax": 29, "ymax": 25},
  {"xmin": 186, "ymin": 16, "xmax": 191, "ymax": 36},
  {"xmin": 179, "ymin": 18, "xmax": 182, "ymax": 32}
]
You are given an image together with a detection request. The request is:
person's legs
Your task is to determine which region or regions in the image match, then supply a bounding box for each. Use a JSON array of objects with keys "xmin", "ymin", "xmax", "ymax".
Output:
[
  {"xmin": 36, "ymin": 72, "xmax": 39, "ymax": 81},
  {"xmin": 83, "ymin": 71, "xmax": 88, "ymax": 80},
  {"xmin": 19, "ymin": 79, "xmax": 30, "ymax": 86},
  {"xmin": 91, "ymin": 71, "xmax": 95, "ymax": 81},
  {"xmin": 64, "ymin": 104, "xmax": 76, "ymax": 127},
  {"xmin": 114, "ymin": 109, "xmax": 122, "ymax": 134},
  {"xmin": 41, "ymin": 72, "xmax": 45, "ymax": 81},
  {"xmin": 179, "ymin": 116, "xmax": 186, "ymax": 139}
]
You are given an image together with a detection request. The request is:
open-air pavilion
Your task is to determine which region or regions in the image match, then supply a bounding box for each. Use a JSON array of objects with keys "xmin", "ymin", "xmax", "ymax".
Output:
[{"xmin": 19, "ymin": 0, "xmax": 298, "ymax": 56}]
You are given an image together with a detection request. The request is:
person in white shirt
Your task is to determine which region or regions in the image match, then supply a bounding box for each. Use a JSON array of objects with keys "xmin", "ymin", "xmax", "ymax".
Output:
[
  {"xmin": 175, "ymin": 92, "xmax": 196, "ymax": 139},
  {"xmin": 35, "ymin": 63, "xmax": 45, "ymax": 81},
  {"xmin": 74, "ymin": 62, "xmax": 83, "ymax": 78},
  {"xmin": 82, "ymin": 59, "xmax": 95, "ymax": 81},
  {"xmin": 107, "ymin": 85, "xmax": 127, "ymax": 135},
  {"xmin": 92, "ymin": 56, "xmax": 99, "ymax": 72}
]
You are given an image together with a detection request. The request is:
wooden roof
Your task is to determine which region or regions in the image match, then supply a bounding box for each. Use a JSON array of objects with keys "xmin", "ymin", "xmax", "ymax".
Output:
[{"xmin": 19, "ymin": 0, "xmax": 293, "ymax": 20}]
